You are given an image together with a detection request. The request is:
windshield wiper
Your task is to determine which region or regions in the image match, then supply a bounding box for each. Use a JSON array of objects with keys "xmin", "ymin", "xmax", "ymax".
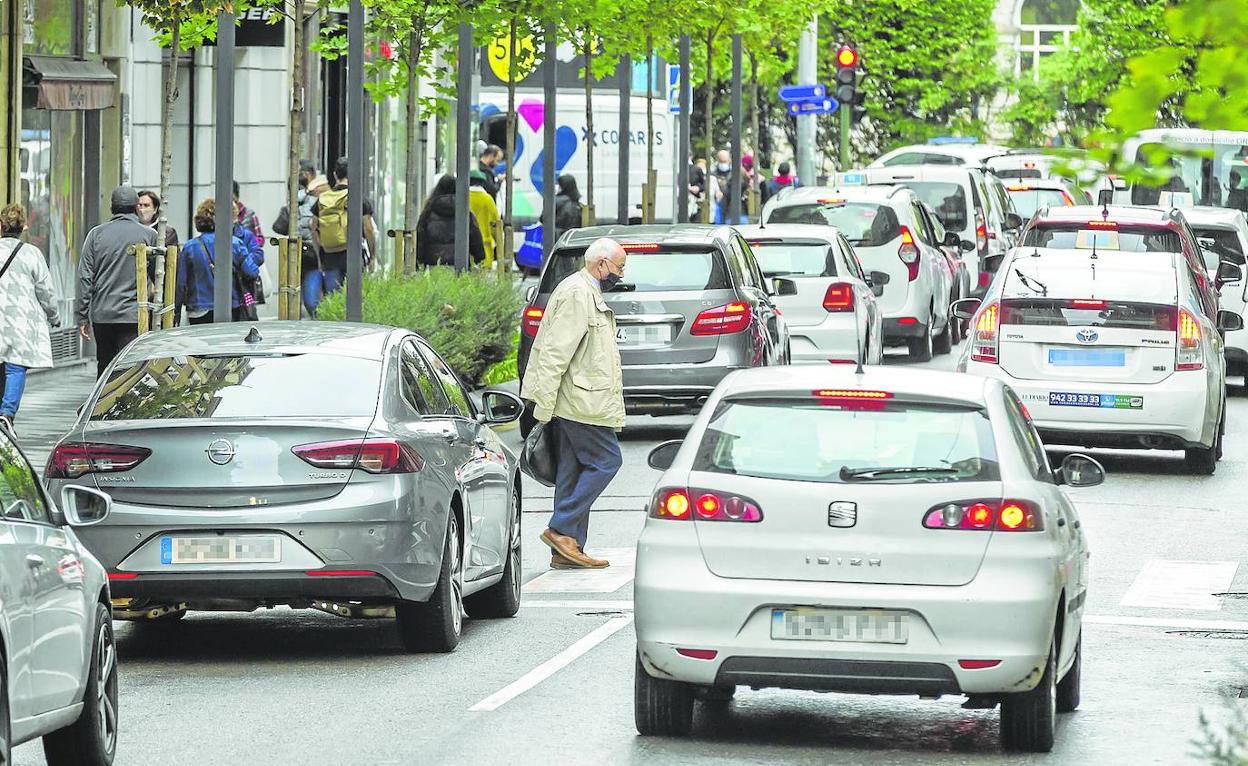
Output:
[
  {"xmin": 839, "ymin": 466, "xmax": 961, "ymax": 481},
  {"xmin": 1013, "ymin": 269, "xmax": 1048, "ymax": 296}
]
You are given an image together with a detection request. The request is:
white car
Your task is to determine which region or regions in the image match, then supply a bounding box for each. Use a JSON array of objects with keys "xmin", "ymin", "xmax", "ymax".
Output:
[
  {"xmin": 957, "ymin": 246, "xmax": 1242, "ymax": 473},
  {"xmin": 0, "ymin": 424, "xmax": 119, "ymax": 765},
  {"xmin": 987, "ymin": 152, "xmax": 1116, "ymax": 198},
  {"xmin": 736, "ymin": 224, "xmax": 884, "ymax": 366},
  {"xmin": 762, "ymin": 186, "xmax": 955, "ymax": 361},
  {"xmin": 1183, "ymin": 206, "xmax": 1248, "ymax": 377},
  {"xmin": 634, "ymin": 366, "xmax": 1100, "ymax": 753},
  {"xmin": 870, "ymin": 142, "xmax": 1012, "ymax": 170}
]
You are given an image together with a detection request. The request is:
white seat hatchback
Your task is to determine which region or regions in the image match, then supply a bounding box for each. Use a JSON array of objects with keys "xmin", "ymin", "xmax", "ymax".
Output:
[{"xmin": 634, "ymin": 366, "xmax": 1101, "ymax": 753}]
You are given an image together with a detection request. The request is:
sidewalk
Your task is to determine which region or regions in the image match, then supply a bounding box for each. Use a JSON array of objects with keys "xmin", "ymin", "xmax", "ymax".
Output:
[{"xmin": 15, "ymin": 364, "xmax": 98, "ymax": 470}]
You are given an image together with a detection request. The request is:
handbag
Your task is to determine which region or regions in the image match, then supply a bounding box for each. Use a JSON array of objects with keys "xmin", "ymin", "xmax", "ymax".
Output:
[
  {"xmin": 0, "ymin": 241, "xmax": 24, "ymax": 281},
  {"xmin": 520, "ymin": 420, "xmax": 558, "ymax": 487},
  {"xmin": 232, "ymin": 267, "xmax": 259, "ymax": 321}
]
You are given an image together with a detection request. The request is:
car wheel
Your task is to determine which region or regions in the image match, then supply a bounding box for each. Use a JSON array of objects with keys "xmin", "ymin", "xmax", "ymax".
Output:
[
  {"xmin": 396, "ymin": 512, "xmax": 464, "ymax": 653},
  {"xmin": 1186, "ymin": 411, "xmax": 1221, "ymax": 475},
  {"xmin": 1217, "ymin": 400, "xmax": 1226, "ymax": 460},
  {"xmin": 0, "ymin": 651, "xmax": 10, "ymax": 766},
  {"xmin": 1056, "ymin": 631, "xmax": 1081, "ymax": 713},
  {"xmin": 933, "ymin": 315, "xmax": 953, "ymax": 355},
  {"xmin": 1000, "ymin": 640, "xmax": 1057, "ymax": 753},
  {"xmin": 634, "ymin": 653, "xmax": 695, "ymax": 736},
  {"xmin": 43, "ymin": 603, "xmax": 118, "ymax": 766},
  {"xmin": 464, "ymin": 485, "xmax": 522, "ymax": 619},
  {"xmin": 907, "ymin": 326, "xmax": 933, "ymax": 362}
]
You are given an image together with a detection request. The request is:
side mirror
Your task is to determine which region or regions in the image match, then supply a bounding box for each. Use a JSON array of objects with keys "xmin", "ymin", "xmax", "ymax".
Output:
[
  {"xmin": 524, "ymin": 285, "xmax": 539, "ymax": 303},
  {"xmin": 647, "ymin": 440, "xmax": 683, "ymax": 471},
  {"xmin": 480, "ymin": 390, "xmax": 524, "ymax": 425},
  {"xmin": 60, "ymin": 485, "xmax": 112, "ymax": 526},
  {"xmin": 943, "ymin": 231, "xmax": 961, "ymax": 248},
  {"xmin": 1057, "ymin": 453, "xmax": 1105, "ymax": 488},
  {"xmin": 1217, "ymin": 310, "xmax": 1245, "ymax": 333},
  {"xmin": 1005, "ymin": 212, "xmax": 1024, "ymax": 231},
  {"xmin": 951, "ymin": 296, "xmax": 982, "ymax": 321},
  {"xmin": 959, "ymin": 239, "xmax": 976, "ymax": 252},
  {"xmin": 1216, "ymin": 260, "xmax": 1242, "ymax": 285},
  {"xmin": 772, "ymin": 277, "xmax": 798, "ymax": 297},
  {"xmin": 867, "ymin": 270, "xmax": 890, "ymax": 297}
]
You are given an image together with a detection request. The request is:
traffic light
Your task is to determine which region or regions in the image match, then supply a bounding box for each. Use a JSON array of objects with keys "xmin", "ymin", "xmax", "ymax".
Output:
[{"xmin": 834, "ymin": 44, "xmax": 867, "ymax": 126}]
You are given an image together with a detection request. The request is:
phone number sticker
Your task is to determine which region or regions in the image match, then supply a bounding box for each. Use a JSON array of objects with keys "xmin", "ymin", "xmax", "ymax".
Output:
[{"xmin": 1049, "ymin": 392, "xmax": 1143, "ymax": 409}]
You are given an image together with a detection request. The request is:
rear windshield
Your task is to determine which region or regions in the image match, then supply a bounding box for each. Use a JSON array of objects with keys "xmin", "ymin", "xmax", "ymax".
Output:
[
  {"xmin": 91, "ymin": 355, "xmax": 382, "ymax": 421},
  {"xmin": 749, "ymin": 243, "xmax": 836, "ymax": 277},
  {"xmin": 893, "ymin": 182, "xmax": 968, "ymax": 232},
  {"xmin": 767, "ymin": 203, "xmax": 901, "ymax": 246},
  {"xmin": 540, "ymin": 247, "xmax": 729, "ymax": 293},
  {"xmin": 1191, "ymin": 226, "xmax": 1245, "ymax": 268},
  {"xmin": 1006, "ymin": 188, "xmax": 1072, "ymax": 218},
  {"xmin": 1001, "ymin": 299, "xmax": 1176, "ymax": 331},
  {"xmin": 997, "ymin": 168, "xmax": 1043, "ymax": 179},
  {"xmin": 692, "ymin": 399, "xmax": 999, "ymax": 484},
  {"xmin": 1023, "ymin": 225, "xmax": 1182, "ymax": 252}
]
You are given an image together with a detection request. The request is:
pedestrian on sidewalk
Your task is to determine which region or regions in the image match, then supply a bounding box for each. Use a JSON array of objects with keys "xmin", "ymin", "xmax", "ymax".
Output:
[
  {"xmin": 136, "ymin": 190, "xmax": 179, "ymax": 248},
  {"xmin": 0, "ymin": 203, "xmax": 59, "ymax": 432},
  {"xmin": 478, "ymin": 144, "xmax": 503, "ymax": 202},
  {"xmin": 521, "ymin": 237, "xmax": 627, "ymax": 570},
  {"xmin": 763, "ymin": 161, "xmax": 800, "ymax": 203},
  {"xmin": 547, "ymin": 174, "xmax": 584, "ymax": 247},
  {"xmin": 233, "ymin": 180, "xmax": 264, "ymax": 244},
  {"xmin": 76, "ymin": 185, "xmax": 158, "ymax": 379},
  {"xmin": 310, "ymin": 157, "xmax": 378, "ymax": 296},
  {"xmin": 415, "ymin": 174, "xmax": 485, "ymax": 267},
  {"xmin": 272, "ymin": 161, "xmax": 322, "ymax": 316},
  {"xmin": 469, "ymin": 172, "xmax": 501, "ymax": 268},
  {"xmin": 174, "ymin": 198, "xmax": 262, "ymax": 325}
]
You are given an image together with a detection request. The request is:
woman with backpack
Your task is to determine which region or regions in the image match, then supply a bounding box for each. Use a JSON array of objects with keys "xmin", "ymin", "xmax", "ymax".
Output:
[
  {"xmin": 175, "ymin": 198, "xmax": 262, "ymax": 324},
  {"xmin": 415, "ymin": 175, "xmax": 486, "ymax": 267},
  {"xmin": 0, "ymin": 203, "xmax": 59, "ymax": 432},
  {"xmin": 548, "ymin": 174, "xmax": 584, "ymax": 246}
]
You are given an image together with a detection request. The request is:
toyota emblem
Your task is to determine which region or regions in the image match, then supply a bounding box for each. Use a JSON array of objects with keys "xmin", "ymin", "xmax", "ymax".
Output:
[
  {"xmin": 1076, "ymin": 329, "xmax": 1098, "ymax": 344},
  {"xmin": 205, "ymin": 438, "xmax": 237, "ymax": 466}
]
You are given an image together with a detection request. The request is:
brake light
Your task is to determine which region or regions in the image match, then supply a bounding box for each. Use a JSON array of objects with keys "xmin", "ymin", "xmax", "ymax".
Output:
[
  {"xmin": 521, "ymin": 306, "xmax": 544, "ymax": 338},
  {"xmin": 816, "ymin": 198, "xmax": 846, "ymax": 205},
  {"xmin": 975, "ymin": 215, "xmax": 989, "ymax": 254},
  {"xmin": 1176, "ymin": 308, "xmax": 1203, "ymax": 371},
  {"xmin": 898, "ymin": 226, "xmax": 920, "ymax": 281},
  {"xmin": 676, "ymin": 648, "xmax": 719, "ymax": 660},
  {"xmin": 45, "ymin": 442, "xmax": 151, "ymax": 479},
  {"xmin": 959, "ymin": 659, "xmax": 1002, "ymax": 670},
  {"xmin": 108, "ymin": 572, "xmax": 139, "ymax": 581},
  {"xmin": 292, "ymin": 439, "xmax": 423, "ymax": 474},
  {"xmin": 813, "ymin": 389, "xmax": 892, "ymax": 400},
  {"xmin": 1086, "ymin": 220, "xmax": 1118, "ymax": 230},
  {"xmin": 690, "ymin": 302, "xmax": 751, "ymax": 336},
  {"xmin": 822, "ymin": 283, "xmax": 855, "ymax": 312},
  {"xmin": 650, "ymin": 487, "xmax": 762, "ymax": 522},
  {"xmin": 621, "ymin": 242, "xmax": 661, "ymax": 251},
  {"xmin": 896, "ymin": 317, "xmax": 919, "ymax": 325},
  {"xmin": 922, "ymin": 499, "xmax": 1042, "ymax": 531},
  {"xmin": 1068, "ymin": 299, "xmax": 1106, "ymax": 309},
  {"xmin": 1006, "ymin": 185, "xmax": 1030, "ymax": 192},
  {"xmin": 970, "ymin": 301, "xmax": 999, "ymax": 364}
]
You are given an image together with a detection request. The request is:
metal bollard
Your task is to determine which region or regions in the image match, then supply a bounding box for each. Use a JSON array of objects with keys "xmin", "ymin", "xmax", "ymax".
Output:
[
  {"xmin": 646, "ymin": 168, "xmax": 658, "ymax": 224},
  {"xmin": 387, "ymin": 229, "xmax": 404, "ymax": 279},
  {"xmin": 134, "ymin": 244, "xmax": 150, "ymax": 335},
  {"xmin": 161, "ymin": 244, "xmax": 178, "ymax": 329}
]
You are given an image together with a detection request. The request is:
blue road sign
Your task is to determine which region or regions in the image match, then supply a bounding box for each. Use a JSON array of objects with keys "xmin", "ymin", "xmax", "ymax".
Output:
[
  {"xmin": 668, "ymin": 65, "xmax": 685, "ymax": 114},
  {"xmin": 779, "ymin": 84, "xmax": 827, "ymax": 103},
  {"xmin": 787, "ymin": 98, "xmax": 839, "ymax": 116}
]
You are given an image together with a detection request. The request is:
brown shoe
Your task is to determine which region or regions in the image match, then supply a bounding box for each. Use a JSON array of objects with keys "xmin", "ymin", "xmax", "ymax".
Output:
[
  {"xmin": 550, "ymin": 553, "xmax": 580, "ymax": 570},
  {"xmin": 540, "ymin": 529, "xmax": 594, "ymax": 567},
  {"xmin": 579, "ymin": 550, "xmax": 610, "ymax": 569}
]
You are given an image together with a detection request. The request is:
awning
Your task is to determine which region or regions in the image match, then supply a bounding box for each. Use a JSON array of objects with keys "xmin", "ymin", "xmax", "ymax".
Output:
[{"xmin": 23, "ymin": 56, "xmax": 117, "ymax": 110}]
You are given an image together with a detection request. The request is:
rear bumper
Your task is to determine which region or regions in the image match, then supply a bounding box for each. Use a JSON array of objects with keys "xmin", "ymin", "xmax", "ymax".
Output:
[
  {"xmin": 109, "ymin": 571, "xmax": 400, "ymax": 602},
  {"xmin": 788, "ymin": 316, "xmax": 860, "ymax": 363},
  {"xmin": 882, "ymin": 317, "xmax": 927, "ymax": 341},
  {"xmin": 621, "ymin": 342, "xmax": 753, "ymax": 414}
]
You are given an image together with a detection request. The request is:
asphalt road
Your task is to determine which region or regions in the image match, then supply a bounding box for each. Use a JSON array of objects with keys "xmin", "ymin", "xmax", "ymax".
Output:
[{"xmin": 14, "ymin": 350, "xmax": 1248, "ymax": 765}]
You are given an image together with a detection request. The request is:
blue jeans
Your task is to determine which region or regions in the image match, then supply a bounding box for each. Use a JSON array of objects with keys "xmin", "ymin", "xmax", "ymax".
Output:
[
  {"xmin": 0, "ymin": 362, "xmax": 28, "ymax": 418},
  {"xmin": 302, "ymin": 268, "xmax": 323, "ymax": 317},
  {"xmin": 549, "ymin": 418, "xmax": 623, "ymax": 550},
  {"xmin": 321, "ymin": 267, "xmax": 346, "ymax": 296}
]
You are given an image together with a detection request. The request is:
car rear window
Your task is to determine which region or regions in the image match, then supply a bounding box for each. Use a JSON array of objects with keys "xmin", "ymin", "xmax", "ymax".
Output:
[
  {"xmin": 766, "ymin": 203, "xmax": 900, "ymax": 247},
  {"xmin": 748, "ymin": 242, "xmax": 836, "ymax": 277},
  {"xmin": 90, "ymin": 354, "xmax": 382, "ymax": 421},
  {"xmin": 1006, "ymin": 188, "xmax": 1072, "ymax": 218},
  {"xmin": 997, "ymin": 168, "xmax": 1043, "ymax": 179},
  {"xmin": 539, "ymin": 247, "xmax": 730, "ymax": 293},
  {"xmin": 1001, "ymin": 299, "xmax": 1177, "ymax": 331},
  {"xmin": 1023, "ymin": 224, "xmax": 1182, "ymax": 252},
  {"xmin": 892, "ymin": 182, "xmax": 968, "ymax": 232},
  {"xmin": 1191, "ymin": 226, "xmax": 1245, "ymax": 267},
  {"xmin": 692, "ymin": 398, "xmax": 999, "ymax": 484}
]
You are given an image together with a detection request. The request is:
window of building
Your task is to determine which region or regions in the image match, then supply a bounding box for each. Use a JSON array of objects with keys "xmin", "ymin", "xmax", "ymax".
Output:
[{"xmin": 1015, "ymin": 0, "xmax": 1079, "ymax": 81}]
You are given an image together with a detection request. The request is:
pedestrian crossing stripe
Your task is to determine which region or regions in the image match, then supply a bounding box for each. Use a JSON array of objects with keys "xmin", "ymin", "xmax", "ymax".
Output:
[
  {"xmin": 522, "ymin": 547, "xmax": 635, "ymax": 594},
  {"xmin": 1120, "ymin": 559, "xmax": 1239, "ymax": 611}
]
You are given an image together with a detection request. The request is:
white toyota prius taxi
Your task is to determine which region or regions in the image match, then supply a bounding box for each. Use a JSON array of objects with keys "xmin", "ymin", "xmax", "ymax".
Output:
[{"xmin": 633, "ymin": 367, "xmax": 1101, "ymax": 753}]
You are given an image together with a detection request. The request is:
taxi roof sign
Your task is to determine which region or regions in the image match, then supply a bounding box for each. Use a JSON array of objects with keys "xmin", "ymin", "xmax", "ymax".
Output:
[{"xmin": 838, "ymin": 172, "xmax": 866, "ymax": 186}]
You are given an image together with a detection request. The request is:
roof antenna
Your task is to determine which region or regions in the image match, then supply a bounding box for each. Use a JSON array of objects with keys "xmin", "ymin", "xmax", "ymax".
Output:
[
  {"xmin": 854, "ymin": 316, "xmax": 866, "ymax": 375},
  {"xmin": 244, "ymin": 327, "xmax": 262, "ymax": 344},
  {"xmin": 1101, "ymin": 200, "xmax": 1110, "ymax": 220}
]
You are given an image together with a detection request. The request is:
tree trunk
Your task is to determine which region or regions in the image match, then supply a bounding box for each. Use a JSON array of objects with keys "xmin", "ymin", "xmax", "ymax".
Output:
[
  {"xmin": 702, "ymin": 28, "xmax": 714, "ymax": 224},
  {"xmin": 646, "ymin": 34, "xmax": 654, "ymax": 175},
  {"xmin": 157, "ymin": 20, "xmax": 181, "ymax": 250},
  {"xmin": 404, "ymin": 30, "xmax": 419, "ymax": 234},
  {"xmin": 583, "ymin": 27, "xmax": 595, "ymax": 226},
  {"xmin": 749, "ymin": 52, "xmax": 759, "ymax": 166},
  {"xmin": 504, "ymin": 15, "xmax": 518, "ymax": 269},
  {"xmin": 289, "ymin": 0, "xmax": 304, "ymax": 265}
]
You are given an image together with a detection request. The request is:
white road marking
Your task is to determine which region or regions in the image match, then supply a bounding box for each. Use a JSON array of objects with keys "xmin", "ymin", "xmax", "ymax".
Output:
[
  {"xmin": 1120, "ymin": 559, "xmax": 1239, "ymax": 611},
  {"xmin": 1084, "ymin": 614, "xmax": 1248, "ymax": 631},
  {"xmin": 469, "ymin": 615, "xmax": 634, "ymax": 712},
  {"xmin": 524, "ymin": 600, "xmax": 633, "ymax": 610},
  {"xmin": 522, "ymin": 547, "xmax": 635, "ymax": 593}
]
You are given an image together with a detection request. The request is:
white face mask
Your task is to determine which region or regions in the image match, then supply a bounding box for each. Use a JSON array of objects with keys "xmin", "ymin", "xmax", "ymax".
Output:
[{"xmin": 717, "ymin": 163, "xmax": 731, "ymax": 173}]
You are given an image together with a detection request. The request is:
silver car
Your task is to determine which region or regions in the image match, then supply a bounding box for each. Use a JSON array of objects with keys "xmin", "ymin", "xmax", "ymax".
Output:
[
  {"xmin": 634, "ymin": 366, "xmax": 1101, "ymax": 753},
  {"xmin": 1, "ymin": 424, "xmax": 119, "ymax": 765},
  {"xmin": 46, "ymin": 323, "xmax": 525, "ymax": 653}
]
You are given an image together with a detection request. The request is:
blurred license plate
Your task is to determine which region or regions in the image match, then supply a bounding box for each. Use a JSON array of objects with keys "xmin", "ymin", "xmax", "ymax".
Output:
[
  {"xmin": 1048, "ymin": 348, "xmax": 1125, "ymax": 367},
  {"xmin": 160, "ymin": 535, "xmax": 281, "ymax": 565},
  {"xmin": 616, "ymin": 325, "xmax": 671, "ymax": 345},
  {"xmin": 771, "ymin": 608, "xmax": 908, "ymax": 643}
]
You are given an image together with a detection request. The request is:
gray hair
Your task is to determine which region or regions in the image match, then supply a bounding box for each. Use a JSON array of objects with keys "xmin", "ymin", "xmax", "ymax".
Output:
[{"xmin": 584, "ymin": 238, "xmax": 624, "ymax": 266}]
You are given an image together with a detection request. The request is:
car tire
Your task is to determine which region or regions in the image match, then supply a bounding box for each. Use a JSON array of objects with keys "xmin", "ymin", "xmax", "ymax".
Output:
[
  {"xmin": 464, "ymin": 485, "xmax": 522, "ymax": 619},
  {"xmin": 1186, "ymin": 411, "xmax": 1221, "ymax": 475},
  {"xmin": 1000, "ymin": 640, "xmax": 1057, "ymax": 753},
  {"xmin": 1056, "ymin": 632, "xmax": 1081, "ymax": 713},
  {"xmin": 396, "ymin": 512, "xmax": 464, "ymax": 653},
  {"xmin": 0, "ymin": 650, "xmax": 10, "ymax": 766},
  {"xmin": 933, "ymin": 317, "xmax": 953, "ymax": 355},
  {"xmin": 907, "ymin": 327, "xmax": 934, "ymax": 362},
  {"xmin": 634, "ymin": 653, "xmax": 695, "ymax": 736},
  {"xmin": 43, "ymin": 603, "xmax": 118, "ymax": 766}
]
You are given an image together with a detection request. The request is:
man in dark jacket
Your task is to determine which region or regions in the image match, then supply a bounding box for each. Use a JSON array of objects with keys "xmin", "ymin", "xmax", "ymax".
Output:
[
  {"xmin": 477, "ymin": 145, "xmax": 503, "ymax": 201},
  {"xmin": 415, "ymin": 174, "xmax": 486, "ymax": 267},
  {"xmin": 76, "ymin": 186, "xmax": 159, "ymax": 378}
]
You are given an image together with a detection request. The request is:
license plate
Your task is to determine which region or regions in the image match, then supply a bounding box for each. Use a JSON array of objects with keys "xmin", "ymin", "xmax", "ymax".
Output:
[
  {"xmin": 771, "ymin": 608, "xmax": 908, "ymax": 644},
  {"xmin": 160, "ymin": 535, "xmax": 282, "ymax": 565},
  {"xmin": 616, "ymin": 325, "xmax": 672, "ymax": 346},
  {"xmin": 1048, "ymin": 348, "xmax": 1125, "ymax": 367},
  {"xmin": 1049, "ymin": 391, "xmax": 1144, "ymax": 409}
]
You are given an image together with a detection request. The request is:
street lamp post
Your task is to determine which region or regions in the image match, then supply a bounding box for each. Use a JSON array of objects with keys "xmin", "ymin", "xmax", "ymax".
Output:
[
  {"xmin": 677, "ymin": 34, "xmax": 691, "ymax": 223},
  {"xmin": 542, "ymin": 23, "xmax": 556, "ymax": 258},
  {"xmin": 213, "ymin": 10, "xmax": 235, "ymax": 322},
  {"xmin": 729, "ymin": 34, "xmax": 743, "ymax": 224},
  {"xmin": 454, "ymin": 22, "xmax": 473, "ymax": 273},
  {"xmin": 346, "ymin": 0, "xmax": 364, "ymax": 320}
]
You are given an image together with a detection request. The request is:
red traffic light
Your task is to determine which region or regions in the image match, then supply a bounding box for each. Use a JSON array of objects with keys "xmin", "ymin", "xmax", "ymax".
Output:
[{"xmin": 835, "ymin": 45, "xmax": 859, "ymax": 69}]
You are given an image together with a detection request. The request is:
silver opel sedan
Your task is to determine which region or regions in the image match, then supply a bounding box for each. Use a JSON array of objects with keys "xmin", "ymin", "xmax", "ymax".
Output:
[
  {"xmin": 635, "ymin": 366, "xmax": 1101, "ymax": 752},
  {"xmin": 45, "ymin": 322, "xmax": 525, "ymax": 653}
]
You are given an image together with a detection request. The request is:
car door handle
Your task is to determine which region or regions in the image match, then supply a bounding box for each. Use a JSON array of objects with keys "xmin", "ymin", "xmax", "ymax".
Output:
[{"xmin": 25, "ymin": 554, "xmax": 44, "ymax": 569}]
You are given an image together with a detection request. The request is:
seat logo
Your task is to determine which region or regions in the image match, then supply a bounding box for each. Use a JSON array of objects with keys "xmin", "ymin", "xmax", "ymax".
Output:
[
  {"xmin": 828, "ymin": 501, "xmax": 857, "ymax": 528},
  {"xmin": 205, "ymin": 438, "xmax": 237, "ymax": 466},
  {"xmin": 1076, "ymin": 328, "xmax": 1098, "ymax": 344}
]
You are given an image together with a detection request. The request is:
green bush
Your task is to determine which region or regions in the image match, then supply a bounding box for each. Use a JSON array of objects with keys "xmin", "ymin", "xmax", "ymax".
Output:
[
  {"xmin": 483, "ymin": 333, "xmax": 520, "ymax": 386},
  {"xmin": 317, "ymin": 269, "xmax": 521, "ymax": 388}
]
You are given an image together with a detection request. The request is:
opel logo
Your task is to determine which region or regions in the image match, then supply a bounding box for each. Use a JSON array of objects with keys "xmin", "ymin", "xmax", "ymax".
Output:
[
  {"xmin": 1076, "ymin": 329, "xmax": 1099, "ymax": 344},
  {"xmin": 205, "ymin": 438, "xmax": 237, "ymax": 466}
]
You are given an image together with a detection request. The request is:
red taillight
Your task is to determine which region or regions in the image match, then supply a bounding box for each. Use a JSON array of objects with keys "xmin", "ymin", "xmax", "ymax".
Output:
[
  {"xmin": 970, "ymin": 301, "xmax": 999, "ymax": 364},
  {"xmin": 1068, "ymin": 299, "xmax": 1106, "ymax": 309},
  {"xmin": 959, "ymin": 659, "xmax": 1002, "ymax": 670},
  {"xmin": 108, "ymin": 572, "xmax": 139, "ymax": 581},
  {"xmin": 621, "ymin": 242, "xmax": 661, "ymax": 251},
  {"xmin": 813, "ymin": 389, "xmax": 892, "ymax": 400},
  {"xmin": 521, "ymin": 306, "xmax": 544, "ymax": 338},
  {"xmin": 45, "ymin": 442, "xmax": 151, "ymax": 479},
  {"xmin": 922, "ymin": 499, "xmax": 1043, "ymax": 531},
  {"xmin": 898, "ymin": 226, "xmax": 920, "ymax": 281},
  {"xmin": 676, "ymin": 648, "xmax": 719, "ymax": 660},
  {"xmin": 1086, "ymin": 220, "xmax": 1118, "ymax": 230},
  {"xmin": 292, "ymin": 439, "xmax": 423, "ymax": 474},
  {"xmin": 1176, "ymin": 308, "xmax": 1203, "ymax": 370},
  {"xmin": 822, "ymin": 283, "xmax": 855, "ymax": 312},
  {"xmin": 896, "ymin": 316, "xmax": 919, "ymax": 326},
  {"xmin": 690, "ymin": 302, "xmax": 751, "ymax": 336},
  {"xmin": 305, "ymin": 569, "xmax": 379, "ymax": 577},
  {"xmin": 975, "ymin": 216, "xmax": 989, "ymax": 254},
  {"xmin": 650, "ymin": 487, "xmax": 762, "ymax": 522}
]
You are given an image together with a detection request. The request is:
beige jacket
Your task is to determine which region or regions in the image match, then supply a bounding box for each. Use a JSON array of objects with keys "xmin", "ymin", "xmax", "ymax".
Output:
[{"xmin": 521, "ymin": 270, "xmax": 625, "ymax": 429}]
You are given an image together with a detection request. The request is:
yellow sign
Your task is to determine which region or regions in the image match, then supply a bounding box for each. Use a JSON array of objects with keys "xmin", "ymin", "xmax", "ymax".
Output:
[{"xmin": 487, "ymin": 33, "xmax": 538, "ymax": 83}]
